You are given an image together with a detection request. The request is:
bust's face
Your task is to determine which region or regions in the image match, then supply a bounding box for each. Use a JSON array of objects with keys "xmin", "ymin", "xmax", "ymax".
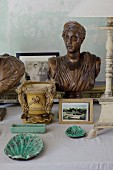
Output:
[{"xmin": 63, "ymin": 31, "xmax": 82, "ymax": 53}]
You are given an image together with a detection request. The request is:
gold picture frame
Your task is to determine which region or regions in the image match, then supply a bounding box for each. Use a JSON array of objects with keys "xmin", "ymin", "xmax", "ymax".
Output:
[{"xmin": 59, "ymin": 98, "xmax": 93, "ymax": 124}]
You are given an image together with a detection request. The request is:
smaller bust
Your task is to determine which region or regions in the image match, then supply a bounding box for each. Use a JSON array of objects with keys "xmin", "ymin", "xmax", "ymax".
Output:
[
  {"xmin": 0, "ymin": 54, "xmax": 25, "ymax": 93},
  {"xmin": 48, "ymin": 21, "xmax": 101, "ymax": 98}
]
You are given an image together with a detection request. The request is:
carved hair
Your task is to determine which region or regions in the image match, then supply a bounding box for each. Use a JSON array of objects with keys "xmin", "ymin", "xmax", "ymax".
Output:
[{"xmin": 62, "ymin": 21, "xmax": 86, "ymax": 43}]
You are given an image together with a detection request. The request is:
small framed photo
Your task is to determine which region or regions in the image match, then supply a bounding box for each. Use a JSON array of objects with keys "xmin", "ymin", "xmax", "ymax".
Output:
[
  {"xmin": 59, "ymin": 98, "xmax": 93, "ymax": 124},
  {"xmin": 16, "ymin": 52, "xmax": 59, "ymax": 82}
]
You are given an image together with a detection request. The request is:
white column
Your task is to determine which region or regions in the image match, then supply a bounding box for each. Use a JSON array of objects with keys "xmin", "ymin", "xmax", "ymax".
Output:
[
  {"xmin": 105, "ymin": 29, "xmax": 113, "ymax": 97},
  {"xmin": 88, "ymin": 25, "xmax": 113, "ymax": 138}
]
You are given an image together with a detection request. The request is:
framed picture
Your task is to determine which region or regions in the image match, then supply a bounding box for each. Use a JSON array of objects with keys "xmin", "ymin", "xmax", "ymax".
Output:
[
  {"xmin": 59, "ymin": 98, "xmax": 93, "ymax": 124},
  {"xmin": 16, "ymin": 52, "xmax": 59, "ymax": 82}
]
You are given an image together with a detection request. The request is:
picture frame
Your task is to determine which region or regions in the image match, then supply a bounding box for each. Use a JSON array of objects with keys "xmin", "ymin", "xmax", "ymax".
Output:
[
  {"xmin": 16, "ymin": 52, "xmax": 59, "ymax": 82},
  {"xmin": 59, "ymin": 98, "xmax": 93, "ymax": 124}
]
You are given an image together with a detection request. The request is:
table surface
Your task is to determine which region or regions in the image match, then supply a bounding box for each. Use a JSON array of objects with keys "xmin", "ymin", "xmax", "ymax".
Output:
[{"xmin": 0, "ymin": 103, "xmax": 113, "ymax": 170}]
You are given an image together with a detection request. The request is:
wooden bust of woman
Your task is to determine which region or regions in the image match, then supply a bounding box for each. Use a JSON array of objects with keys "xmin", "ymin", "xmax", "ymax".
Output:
[{"xmin": 48, "ymin": 21, "xmax": 101, "ymax": 98}]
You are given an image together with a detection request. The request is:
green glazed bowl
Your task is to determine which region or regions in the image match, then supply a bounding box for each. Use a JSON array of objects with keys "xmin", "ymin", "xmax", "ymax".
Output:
[
  {"xmin": 65, "ymin": 125, "xmax": 86, "ymax": 138},
  {"xmin": 4, "ymin": 133, "xmax": 44, "ymax": 160}
]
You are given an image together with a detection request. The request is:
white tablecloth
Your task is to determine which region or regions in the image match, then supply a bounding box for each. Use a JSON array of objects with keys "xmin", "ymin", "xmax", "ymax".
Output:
[{"xmin": 0, "ymin": 103, "xmax": 113, "ymax": 170}]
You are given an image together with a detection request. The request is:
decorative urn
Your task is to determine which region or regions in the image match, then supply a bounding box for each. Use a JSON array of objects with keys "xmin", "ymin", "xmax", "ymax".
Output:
[{"xmin": 16, "ymin": 80, "xmax": 56, "ymax": 124}]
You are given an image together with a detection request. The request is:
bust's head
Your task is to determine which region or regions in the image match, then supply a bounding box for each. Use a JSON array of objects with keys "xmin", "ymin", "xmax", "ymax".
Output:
[{"xmin": 62, "ymin": 21, "xmax": 86, "ymax": 44}]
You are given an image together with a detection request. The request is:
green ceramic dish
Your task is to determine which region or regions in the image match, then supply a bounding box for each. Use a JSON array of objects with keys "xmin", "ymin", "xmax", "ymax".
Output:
[
  {"xmin": 4, "ymin": 133, "xmax": 44, "ymax": 160},
  {"xmin": 10, "ymin": 124, "xmax": 46, "ymax": 134},
  {"xmin": 65, "ymin": 125, "xmax": 86, "ymax": 138}
]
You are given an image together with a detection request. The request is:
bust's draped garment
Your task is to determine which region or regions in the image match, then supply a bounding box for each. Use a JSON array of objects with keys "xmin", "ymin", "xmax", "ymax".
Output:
[
  {"xmin": 0, "ymin": 54, "xmax": 25, "ymax": 93},
  {"xmin": 50, "ymin": 52, "xmax": 99, "ymax": 92}
]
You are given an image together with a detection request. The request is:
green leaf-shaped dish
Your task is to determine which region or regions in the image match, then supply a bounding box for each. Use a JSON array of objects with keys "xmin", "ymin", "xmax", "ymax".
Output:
[
  {"xmin": 4, "ymin": 133, "xmax": 44, "ymax": 160},
  {"xmin": 65, "ymin": 125, "xmax": 86, "ymax": 138}
]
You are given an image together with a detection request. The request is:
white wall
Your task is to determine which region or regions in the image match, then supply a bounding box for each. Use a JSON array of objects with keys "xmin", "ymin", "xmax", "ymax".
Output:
[{"xmin": 0, "ymin": 0, "xmax": 108, "ymax": 82}]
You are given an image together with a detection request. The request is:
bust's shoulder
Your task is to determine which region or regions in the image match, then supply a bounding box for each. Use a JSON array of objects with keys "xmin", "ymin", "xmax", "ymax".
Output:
[
  {"xmin": 48, "ymin": 56, "xmax": 56, "ymax": 62},
  {"xmin": 82, "ymin": 51, "xmax": 96, "ymax": 57},
  {"xmin": 48, "ymin": 57, "xmax": 56, "ymax": 67},
  {"xmin": 82, "ymin": 52, "xmax": 101, "ymax": 61},
  {"xmin": 48, "ymin": 56, "xmax": 65, "ymax": 66}
]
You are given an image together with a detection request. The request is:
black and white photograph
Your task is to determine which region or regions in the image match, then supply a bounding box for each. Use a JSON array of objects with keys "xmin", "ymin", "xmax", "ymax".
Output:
[
  {"xmin": 16, "ymin": 52, "xmax": 59, "ymax": 82},
  {"xmin": 25, "ymin": 61, "xmax": 48, "ymax": 81}
]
